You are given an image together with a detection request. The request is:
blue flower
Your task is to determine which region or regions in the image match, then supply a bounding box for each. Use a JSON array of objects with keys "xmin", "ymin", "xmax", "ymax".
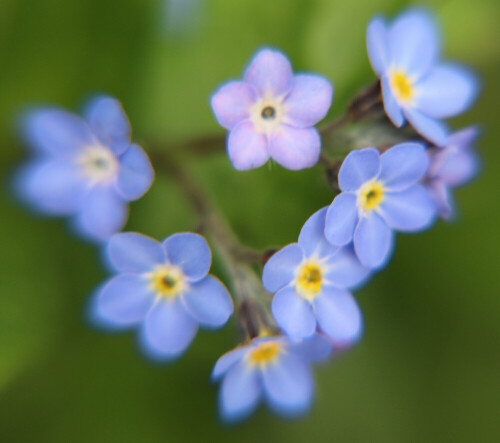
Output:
[
  {"xmin": 212, "ymin": 334, "xmax": 331, "ymax": 422},
  {"xmin": 91, "ymin": 232, "xmax": 234, "ymax": 360},
  {"xmin": 211, "ymin": 47, "xmax": 333, "ymax": 170},
  {"xmin": 325, "ymin": 143, "xmax": 436, "ymax": 269},
  {"xmin": 16, "ymin": 96, "xmax": 154, "ymax": 241},
  {"xmin": 366, "ymin": 8, "xmax": 479, "ymax": 145},
  {"xmin": 262, "ymin": 208, "xmax": 370, "ymax": 343},
  {"xmin": 426, "ymin": 127, "xmax": 480, "ymax": 220}
]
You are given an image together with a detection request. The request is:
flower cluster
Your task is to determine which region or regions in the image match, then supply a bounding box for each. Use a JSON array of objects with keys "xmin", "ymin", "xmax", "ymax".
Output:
[{"xmin": 14, "ymin": 7, "xmax": 480, "ymax": 426}]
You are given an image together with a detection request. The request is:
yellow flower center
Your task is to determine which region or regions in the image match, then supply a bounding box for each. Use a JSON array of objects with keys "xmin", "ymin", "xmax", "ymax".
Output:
[
  {"xmin": 390, "ymin": 71, "xmax": 414, "ymax": 103},
  {"xmin": 148, "ymin": 265, "xmax": 186, "ymax": 298},
  {"xmin": 78, "ymin": 145, "xmax": 118, "ymax": 183},
  {"xmin": 248, "ymin": 341, "xmax": 281, "ymax": 366},
  {"xmin": 358, "ymin": 181, "xmax": 385, "ymax": 211},
  {"xmin": 296, "ymin": 262, "xmax": 323, "ymax": 301}
]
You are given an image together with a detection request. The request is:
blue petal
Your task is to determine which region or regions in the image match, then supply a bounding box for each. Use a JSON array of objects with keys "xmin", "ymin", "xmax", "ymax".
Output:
[
  {"xmin": 84, "ymin": 95, "xmax": 131, "ymax": 154},
  {"xmin": 388, "ymin": 8, "xmax": 440, "ymax": 79},
  {"xmin": 338, "ymin": 147, "xmax": 380, "ymax": 191},
  {"xmin": 219, "ymin": 362, "xmax": 261, "ymax": 422},
  {"xmin": 378, "ymin": 142, "xmax": 429, "ymax": 190},
  {"xmin": 415, "ymin": 63, "xmax": 479, "ymax": 119},
  {"xmin": 115, "ymin": 144, "xmax": 154, "ymax": 201},
  {"xmin": 163, "ymin": 232, "xmax": 211, "ymax": 282},
  {"xmin": 437, "ymin": 147, "xmax": 479, "ymax": 187},
  {"xmin": 298, "ymin": 207, "xmax": 336, "ymax": 257},
  {"xmin": 366, "ymin": 16, "xmax": 390, "ymax": 76},
  {"xmin": 379, "ymin": 185, "xmax": 436, "ymax": 232},
  {"xmin": 323, "ymin": 245, "xmax": 372, "ymax": 289},
  {"xmin": 107, "ymin": 232, "xmax": 165, "ymax": 274},
  {"xmin": 404, "ymin": 107, "xmax": 448, "ymax": 145},
  {"xmin": 96, "ymin": 274, "xmax": 155, "ymax": 327},
  {"xmin": 313, "ymin": 287, "xmax": 363, "ymax": 345},
  {"xmin": 182, "ymin": 276, "xmax": 233, "ymax": 328},
  {"xmin": 445, "ymin": 126, "xmax": 480, "ymax": 151},
  {"xmin": 427, "ymin": 181, "xmax": 454, "ymax": 220},
  {"xmin": 75, "ymin": 186, "xmax": 128, "ymax": 241},
  {"xmin": 262, "ymin": 243, "xmax": 304, "ymax": 293},
  {"xmin": 381, "ymin": 76, "xmax": 405, "ymax": 127},
  {"xmin": 271, "ymin": 287, "xmax": 316, "ymax": 339},
  {"xmin": 212, "ymin": 347, "xmax": 248, "ymax": 381},
  {"xmin": 210, "ymin": 81, "xmax": 257, "ymax": 130},
  {"xmin": 288, "ymin": 334, "xmax": 332, "ymax": 363},
  {"xmin": 22, "ymin": 108, "xmax": 95, "ymax": 157},
  {"xmin": 227, "ymin": 120, "xmax": 270, "ymax": 170},
  {"xmin": 354, "ymin": 212, "xmax": 393, "ymax": 268},
  {"xmin": 140, "ymin": 298, "xmax": 198, "ymax": 360},
  {"xmin": 261, "ymin": 353, "xmax": 313, "ymax": 416},
  {"xmin": 324, "ymin": 193, "xmax": 358, "ymax": 246}
]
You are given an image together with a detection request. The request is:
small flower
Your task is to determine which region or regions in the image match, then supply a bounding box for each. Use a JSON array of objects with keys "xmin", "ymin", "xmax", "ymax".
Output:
[
  {"xmin": 16, "ymin": 96, "xmax": 154, "ymax": 241},
  {"xmin": 211, "ymin": 47, "xmax": 333, "ymax": 171},
  {"xmin": 325, "ymin": 143, "xmax": 436, "ymax": 269},
  {"xmin": 262, "ymin": 208, "xmax": 370, "ymax": 343},
  {"xmin": 212, "ymin": 334, "xmax": 331, "ymax": 422},
  {"xmin": 366, "ymin": 8, "xmax": 479, "ymax": 145},
  {"xmin": 426, "ymin": 126, "xmax": 480, "ymax": 220},
  {"xmin": 91, "ymin": 232, "xmax": 233, "ymax": 360}
]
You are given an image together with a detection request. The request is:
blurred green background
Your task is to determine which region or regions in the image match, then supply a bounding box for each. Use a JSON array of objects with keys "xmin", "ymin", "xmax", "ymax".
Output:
[{"xmin": 1, "ymin": 0, "xmax": 499, "ymax": 441}]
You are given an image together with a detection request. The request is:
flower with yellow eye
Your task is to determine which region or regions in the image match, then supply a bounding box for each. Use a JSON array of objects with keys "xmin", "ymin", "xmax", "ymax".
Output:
[
  {"xmin": 210, "ymin": 47, "xmax": 333, "ymax": 171},
  {"xmin": 263, "ymin": 208, "xmax": 370, "ymax": 342},
  {"xmin": 325, "ymin": 143, "xmax": 436, "ymax": 269}
]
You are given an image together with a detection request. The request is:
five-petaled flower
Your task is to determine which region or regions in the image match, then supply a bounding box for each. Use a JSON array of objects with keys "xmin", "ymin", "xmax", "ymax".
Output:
[
  {"xmin": 16, "ymin": 96, "xmax": 154, "ymax": 241},
  {"xmin": 325, "ymin": 143, "xmax": 436, "ymax": 269},
  {"xmin": 425, "ymin": 126, "xmax": 480, "ymax": 220},
  {"xmin": 212, "ymin": 334, "xmax": 331, "ymax": 422},
  {"xmin": 92, "ymin": 232, "xmax": 233, "ymax": 360},
  {"xmin": 262, "ymin": 208, "xmax": 370, "ymax": 343},
  {"xmin": 211, "ymin": 47, "xmax": 333, "ymax": 171},
  {"xmin": 366, "ymin": 8, "xmax": 478, "ymax": 145}
]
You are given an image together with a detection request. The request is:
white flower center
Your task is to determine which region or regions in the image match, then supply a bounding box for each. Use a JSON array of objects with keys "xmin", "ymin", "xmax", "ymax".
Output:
[
  {"xmin": 250, "ymin": 95, "xmax": 284, "ymax": 134},
  {"xmin": 77, "ymin": 145, "xmax": 118, "ymax": 184}
]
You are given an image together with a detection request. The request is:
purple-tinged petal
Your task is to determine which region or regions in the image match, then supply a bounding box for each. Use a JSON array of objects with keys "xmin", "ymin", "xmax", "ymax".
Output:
[
  {"xmin": 22, "ymin": 108, "xmax": 96, "ymax": 157},
  {"xmin": 210, "ymin": 81, "xmax": 258, "ymax": 130},
  {"xmin": 243, "ymin": 48, "xmax": 293, "ymax": 97},
  {"xmin": 262, "ymin": 243, "xmax": 304, "ymax": 293},
  {"xmin": 388, "ymin": 8, "xmax": 440, "ymax": 79},
  {"xmin": 314, "ymin": 287, "xmax": 362, "ymax": 345},
  {"xmin": 354, "ymin": 212, "xmax": 393, "ymax": 268},
  {"xmin": 381, "ymin": 76, "xmax": 405, "ymax": 127},
  {"xmin": 163, "ymin": 232, "xmax": 211, "ymax": 282},
  {"xmin": 271, "ymin": 287, "xmax": 316, "ymax": 339},
  {"xmin": 379, "ymin": 185, "xmax": 436, "ymax": 232},
  {"xmin": 338, "ymin": 147, "xmax": 380, "ymax": 191},
  {"xmin": 227, "ymin": 120, "xmax": 270, "ymax": 170},
  {"xmin": 366, "ymin": 16, "xmax": 390, "ymax": 76},
  {"xmin": 212, "ymin": 347, "xmax": 248, "ymax": 381},
  {"xmin": 298, "ymin": 207, "xmax": 336, "ymax": 258},
  {"xmin": 262, "ymin": 353, "xmax": 313, "ymax": 416},
  {"xmin": 324, "ymin": 193, "xmax": 358, "ymax": 246},
  {"xmin": 141, "ymin": 298, "xmax": 198, "ymax": 359},
  {"xmin": 96, "ymin": 274, "xmax": 155, "ymax": 327},
  {"xmin": 220, "ymin": 362, "xmax": 260, "ymax": 422},
  {"xmin": 323, "ymin": 246, "xmax": 372, "ymax": 290},
  {"xmin": 379, "ymin": 142, "xmax": 429, "ymax": 190},
  {"xmin": 288, "ymin": 334, "xmax": 332, "ymax": 363},
  {"xmin": 427, "ymin": 181, "xmax": 454, "ymax": 220},
  {"xmin": 282, "ymin": 74, "xmax": 333, "ymax": 128},
  {"xmin": 115, "ymin": 144, "xmax": 154, "ymax": 201},
  {"xmin": 84, "ymin": 96, "xmax": 131, "ymax": 155},
  {"xmin": 438, "ymin": 149, "xmax": 479, "ymax": 187},
  {"xmin": 107, "ymin": 232, "xmax": 165, "ymax": 274},
  {"xmin": 183, "ymin": 276, "xmax": 233, "ymax": 328},
  {"xmin": 445, "ymin": 126, "xmax": 480, "ymax": 151},
  {"xmin": 415, "ymin": 63, "xmax": 479, "ymax": 119},
  {"xmin": 269, "ymin": 125, "xmax": 321, "ymax": 170},
  {"xmin": 404, "ymin": 107, "xmax": 448, "ymax": 145}
]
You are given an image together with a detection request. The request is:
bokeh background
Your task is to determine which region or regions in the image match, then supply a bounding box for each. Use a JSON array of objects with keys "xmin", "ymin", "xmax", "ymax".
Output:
[{"xmin": 1, "ymin": 0, "xmax": 499, "ymax": 441}]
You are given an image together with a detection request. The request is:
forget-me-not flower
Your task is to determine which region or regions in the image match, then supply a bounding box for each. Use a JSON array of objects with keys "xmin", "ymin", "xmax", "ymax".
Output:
[
  {"xmin": 426, "ymin": 126, "xmax": 480, "ymax": 220},
  {"xmin": 211, "ymin": 47, "xmax": 333, "ymax": 171},
  {"xmin": 16, "ymin": 96, "xmax": 154, "ymax": 241},
  {"xmin": 262, "ymin": 208, "xmax": 370, "ymax": 343},
  {"xmin": 212, "ymin": 334, "xmax": 331, "ymax": 422},
  {"xmin": 325, "ymin": 143, "xmax": 436, "ymax": 269},
  {"xmin": 366, "ymin": 8, "xmax": 478, "ymax": 145},
  {"xmin": 92, "ymin": 232, "xmax": 233, "ymax": 360}
]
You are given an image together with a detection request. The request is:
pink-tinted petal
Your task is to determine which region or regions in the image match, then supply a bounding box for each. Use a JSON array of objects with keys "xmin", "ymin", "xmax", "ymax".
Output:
[
  {"xmin": 269, "ymin": 125, "xmax": 320, "ymax": 170},
  {"xmin": 211, "ymin": 81, "xmax": 257, "ymax": 130},
  {"xmin": 227, "ymin": 121, "xmax": 269, "ymax": 170}
]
